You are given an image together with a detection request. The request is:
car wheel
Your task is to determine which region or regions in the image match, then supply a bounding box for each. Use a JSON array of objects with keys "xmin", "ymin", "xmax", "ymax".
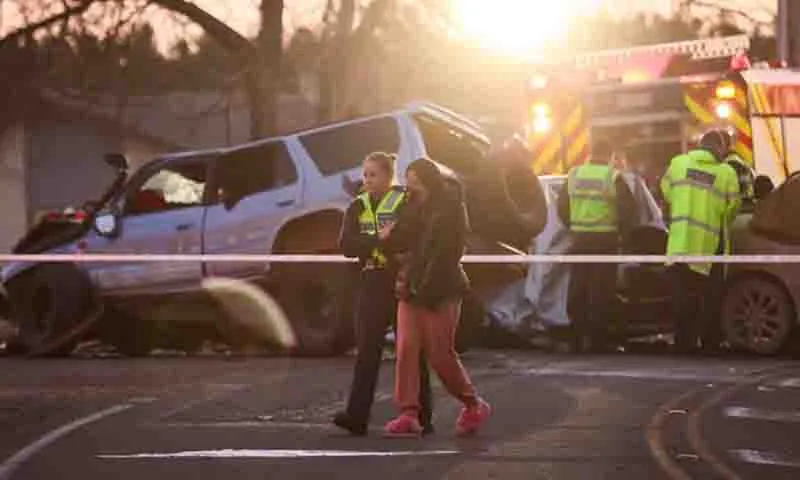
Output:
[
  {"xmin": 5, "ymin": 263, "xmax": 100, "ymax": 357},
  {"xmin": 273, "ymin": 259, "xmax": 356, "ymax": 356},
  {"xmin": 721, "ymin": 276, "xmax": 795, "ymax": 356}
]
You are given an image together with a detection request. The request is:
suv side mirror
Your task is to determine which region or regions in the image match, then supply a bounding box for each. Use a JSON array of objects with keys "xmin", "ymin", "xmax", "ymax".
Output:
[{"xmin": 93, "ymin": 212, "xmax": 120, "ymax": 238}]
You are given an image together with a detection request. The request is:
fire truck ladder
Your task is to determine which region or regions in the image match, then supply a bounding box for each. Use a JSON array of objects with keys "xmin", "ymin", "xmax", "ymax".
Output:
[{"xmin": 545, "ymin": 35, "xmax": 751, "ymax": 69}]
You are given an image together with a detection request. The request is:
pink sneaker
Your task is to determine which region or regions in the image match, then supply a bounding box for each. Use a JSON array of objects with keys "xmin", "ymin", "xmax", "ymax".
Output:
[
  {"xmin": 455, "ymin": 398, "xmax": 491, "ymax": 436},
  {"xmin": 383, "ymin": 414, "xmax": 423, "ymax": 438}
]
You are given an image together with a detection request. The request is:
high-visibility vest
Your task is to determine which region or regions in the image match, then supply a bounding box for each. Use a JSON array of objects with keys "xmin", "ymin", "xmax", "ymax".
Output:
[
  {"xmin": 726, "ymin": 153, "xmax": 755, "ymax": 201},
  {"xmin": 661, "ymin": 149, "xmax": 741, "ymax": 276},
  {"xmin": 357, "ymin": 188, "xmax": 405, "ymax": 267},
  {"xmin": 567, "ymin": 163, "xmax": 619, "ymax": 233}
]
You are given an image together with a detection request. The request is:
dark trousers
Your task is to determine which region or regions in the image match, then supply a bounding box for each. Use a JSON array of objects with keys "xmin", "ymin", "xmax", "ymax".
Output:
[
  {"xmin": 669, "ymin": 264, "xmax": 723, "ymax": 351},
  {"xmin": 345, "ymin": 268, "xmax": 433, "ymax": 427},
  {"xmin": 567, "ymin": 234, "xmax": 619, "ymax": 350}
]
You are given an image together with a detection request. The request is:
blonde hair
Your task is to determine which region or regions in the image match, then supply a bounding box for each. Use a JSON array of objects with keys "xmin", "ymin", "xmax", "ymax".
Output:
[
  {"xmin": 364, "ymin": 151, "xmax": 397, "ymax": 174},
  {"xmin": 364, "ymin": 151, "xmax": 398, "ymax": 185}
]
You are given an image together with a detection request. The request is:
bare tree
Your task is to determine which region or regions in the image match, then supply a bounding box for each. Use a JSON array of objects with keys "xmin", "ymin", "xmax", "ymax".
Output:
[{"xmin": 0, "ymin": 0, "xmax": 284, "ymax": 139}]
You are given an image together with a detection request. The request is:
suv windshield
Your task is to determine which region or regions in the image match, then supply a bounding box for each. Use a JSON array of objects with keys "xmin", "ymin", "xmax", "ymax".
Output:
[{"xmin": 413, "ymin": 114, "xmax": 489, "ymax": 177}]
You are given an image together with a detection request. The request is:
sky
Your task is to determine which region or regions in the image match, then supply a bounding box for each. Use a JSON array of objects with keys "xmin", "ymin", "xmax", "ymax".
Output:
[{"xmin": 0, "ymin": 0, "xmax": 777, "ymax": 56}]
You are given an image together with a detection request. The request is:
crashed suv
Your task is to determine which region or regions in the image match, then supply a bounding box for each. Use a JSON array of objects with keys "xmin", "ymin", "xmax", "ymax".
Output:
[{"xmin": 1, "ymin": 102, "xmax": 545, "ymax": 356}]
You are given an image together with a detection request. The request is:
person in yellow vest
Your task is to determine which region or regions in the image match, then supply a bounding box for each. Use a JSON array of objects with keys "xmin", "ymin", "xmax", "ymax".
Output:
[
  {"xmin": 557, "ymin": 140, "xmax": 637, "ymax": 353},
  {"xmin": 661, "ymin": 129, "xmax": 741, "ymax": 354},
  {"xmin": 333, "ymin": 152, "xmax": 433, "ymax": 435}
]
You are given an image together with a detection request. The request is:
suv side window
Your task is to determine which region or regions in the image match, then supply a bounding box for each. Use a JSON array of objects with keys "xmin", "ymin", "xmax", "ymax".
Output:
[
  {"xmin": 125, "ymin": 161, "xmax": 209, "ymax": 216},
  {"xmin": 300, "ymin": 117, "xmax": 400, "ymax": 175},
  {"xmin": 215, "ymin": 141, "xmax": 297, "ymax": 201},
  {"xmin": 413, "ymin": 114, "xmax": 488, "ymax": 176}
]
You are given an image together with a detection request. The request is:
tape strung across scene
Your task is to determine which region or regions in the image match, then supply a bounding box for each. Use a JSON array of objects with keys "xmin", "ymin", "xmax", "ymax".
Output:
[{"xmin": 2, "ymin": 253, "xmax": 800, "ymax": 264}]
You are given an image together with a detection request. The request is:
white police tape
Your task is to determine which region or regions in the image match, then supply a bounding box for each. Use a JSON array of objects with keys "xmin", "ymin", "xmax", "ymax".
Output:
[{"xmin": 1, "ymin": 253, "xmax": 800, "ymax": 264}]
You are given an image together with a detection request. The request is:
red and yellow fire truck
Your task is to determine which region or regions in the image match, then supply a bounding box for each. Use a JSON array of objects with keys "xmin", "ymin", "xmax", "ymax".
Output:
[{"xmin": 526, "ymin": 35, "xmax": 800, "ymax": 185}]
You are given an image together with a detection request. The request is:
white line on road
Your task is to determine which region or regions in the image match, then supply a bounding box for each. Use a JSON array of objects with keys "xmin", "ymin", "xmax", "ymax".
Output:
[
  {"xmin": 0, "ymin": 403, "xmax": 133, "ymax": 480},
  {"xmin": 99, "ymin": 449, "xmax": 459, "ymax": 460},
  {"xmin": 774, "ymin": 378, "xmax": 800, "ymax": 388},
  {"xmin": 731, "ymin": 449, "xmax": 800, "ymax": 468},
  {"xmin": 144, "ymin": 421, "xmax": 334, "ymax": 431},
  {"xmin": 724, "ymin": 406, "xmax": 800, "ymax": 423},
  {"xmin": 526, "ymin": 367, "xmax": 737, "ymax": 382}
]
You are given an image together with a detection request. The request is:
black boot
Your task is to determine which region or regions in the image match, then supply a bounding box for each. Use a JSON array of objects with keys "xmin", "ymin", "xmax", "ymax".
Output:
[{"xmin": 332, "ymin": 411, "xmax": 367, "ymax": 436}]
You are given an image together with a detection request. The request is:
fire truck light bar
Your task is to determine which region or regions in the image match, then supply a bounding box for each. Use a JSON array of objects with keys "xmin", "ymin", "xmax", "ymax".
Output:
[{"xmin": 540, "ymin": 35, "xmax": 751, "ymax": 70}]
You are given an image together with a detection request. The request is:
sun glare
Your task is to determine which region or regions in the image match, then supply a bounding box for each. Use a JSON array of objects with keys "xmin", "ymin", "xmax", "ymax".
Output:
[{"xmin": 452, "ymin": 0, "xmax": 601, "ymax": 59}]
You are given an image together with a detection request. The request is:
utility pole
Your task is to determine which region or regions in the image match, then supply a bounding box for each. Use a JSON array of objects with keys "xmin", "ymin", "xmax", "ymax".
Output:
[{"xmin": 778, "ymin": 0, "xmax": 800, "ymax": 67}]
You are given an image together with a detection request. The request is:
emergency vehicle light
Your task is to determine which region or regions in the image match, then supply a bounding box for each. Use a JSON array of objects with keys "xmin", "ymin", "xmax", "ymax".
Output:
[
  {"xmin": 533, "ymin": 116, "xmax": 551, "ymax": 133},
  {"xmin": 716, "ymin": 81, "xmax": 736, "ymax": 100},
  {"xmin": 532, "ymin": 103, "xmax": 550, "ymax": 117},
  {"xmin": 715, "ymin": 101, "xmax": 732, "ymax": 119}
]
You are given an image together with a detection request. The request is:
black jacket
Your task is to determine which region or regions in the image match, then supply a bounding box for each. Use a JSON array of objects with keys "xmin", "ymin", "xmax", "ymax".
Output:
[
  {"xmin": 338, "ymin": 186, "xmax": 406, "ymax": 270},
  {"xmin": 384, "ymin": 178, "xmax": 470, "ymax": 309}
]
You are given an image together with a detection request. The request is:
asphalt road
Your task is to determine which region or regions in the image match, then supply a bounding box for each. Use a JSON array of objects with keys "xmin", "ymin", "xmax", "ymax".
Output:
[{"xmin": 1, "ymin": 350, "xmax": 799, "ymax": 480}]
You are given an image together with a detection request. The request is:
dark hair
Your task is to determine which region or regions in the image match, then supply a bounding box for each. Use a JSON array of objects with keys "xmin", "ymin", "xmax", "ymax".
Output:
[
  {"xmin": 406, "ymin": 157, "xmax": 445, "ymax": 196},
  {"xmin": 591, "ymin": 139, "xmax": 614, "ymax": 160},
  {"xmin": 364, "ymin": 151, "xmax": 396, "ymax": 174},
  {"xmin": 699, "ymin": 129, "xmax": 729, "ymax": 160}
]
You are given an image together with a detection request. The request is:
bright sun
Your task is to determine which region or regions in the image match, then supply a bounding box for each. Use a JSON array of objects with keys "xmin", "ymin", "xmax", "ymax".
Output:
[{"xmin": 452, "ymin": 0, "xmax": 601, "ymax": 59}]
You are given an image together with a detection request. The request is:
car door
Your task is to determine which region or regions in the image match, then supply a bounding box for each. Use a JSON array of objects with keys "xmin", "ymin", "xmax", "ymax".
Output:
[
  {"xmin": 203, "ymin": 140, "xmax": 302, "ymax": 280},
  {"xmin": 86, "ymin": 156, "xmax": 212, "ymax": 294}
]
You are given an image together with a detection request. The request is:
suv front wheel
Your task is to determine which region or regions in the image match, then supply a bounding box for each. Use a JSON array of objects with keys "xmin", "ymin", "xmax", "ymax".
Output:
[{"xmin": 5, "ymin": 263, "xmax": 100, "ymax": 357}]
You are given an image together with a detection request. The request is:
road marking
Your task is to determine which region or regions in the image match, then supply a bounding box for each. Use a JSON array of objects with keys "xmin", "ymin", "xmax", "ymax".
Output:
[
  {"xmin": 731, "ymin": 449, "xmax": 800, "ymax": 468},
  {"xmin": 646, "ymin": 389, "xmax": 697, "ymax": 480},
  {"xmin": 527, "ymin": 367, "xmax": 738, "ymax": 382},
  {"xmin": 144, "ymin": 421, "xmax": 334, "ymax": 431},
  {"xmin": 724, "ymin": 406, "xmax": 800, "ymax": 423},
  {"xmin": 774, "ymin": 378, "xmax": 800, "ymax": 388},
  {"xmin": 98, "ymin": 449, "xmax": 459, "ymax": 460},
  {"xmin": 0, "ymin": 403, "xmax": 133, "ymax": 480}
]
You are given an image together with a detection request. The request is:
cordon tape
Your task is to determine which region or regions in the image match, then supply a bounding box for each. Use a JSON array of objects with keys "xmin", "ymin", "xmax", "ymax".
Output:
[{"xmin": 1, "ymin": 253, "xmax": 800, "ymax": 264}]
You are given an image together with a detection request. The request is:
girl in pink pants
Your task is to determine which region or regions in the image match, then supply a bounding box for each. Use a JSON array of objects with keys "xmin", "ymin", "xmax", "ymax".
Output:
[{"xmin": 381, "ymin": 158, "xmax": 490, "ymax": 437}]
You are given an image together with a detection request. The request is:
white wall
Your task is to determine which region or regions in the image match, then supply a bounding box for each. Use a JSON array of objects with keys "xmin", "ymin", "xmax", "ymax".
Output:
[{"xmin": 0, "ymin": 124, "xmax": 28, "ymax": 253}]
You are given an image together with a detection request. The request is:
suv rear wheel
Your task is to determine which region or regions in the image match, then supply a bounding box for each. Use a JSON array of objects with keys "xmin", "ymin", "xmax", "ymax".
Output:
[{"xmin": 273, "ymin": 258, "xmax": 356, "ymax": 356}]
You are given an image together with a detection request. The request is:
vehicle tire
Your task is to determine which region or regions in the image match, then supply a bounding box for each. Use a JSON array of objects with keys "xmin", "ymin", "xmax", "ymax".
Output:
[
  {"xmin": 97, "ymin": 307, "xmax": 155, "ymax": 357},
  {"xmin": 721, "ymin": 275, "xmax": 795, "ymax": 356},
  {"xmin": 5, "ymin": 263, "xmax": 100, "ymax": 357},
  {"xmin": 273, "ymin": 259, "xmax": 356, "ymax": 357}
]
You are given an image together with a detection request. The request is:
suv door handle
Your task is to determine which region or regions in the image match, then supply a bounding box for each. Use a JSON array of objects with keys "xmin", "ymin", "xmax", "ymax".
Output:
[
  {"xmin": 176, "ymin": 223, "xmax": 194, "ymax": 231},
  {"xmin": 277, "ymin": 199, "xmax": 294, "ymax": 207}
]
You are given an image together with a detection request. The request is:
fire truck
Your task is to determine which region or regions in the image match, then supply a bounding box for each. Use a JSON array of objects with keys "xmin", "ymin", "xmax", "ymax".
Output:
[{"xmin": 526, "ymin": 35, "xmax": 800, "ymax": 186}]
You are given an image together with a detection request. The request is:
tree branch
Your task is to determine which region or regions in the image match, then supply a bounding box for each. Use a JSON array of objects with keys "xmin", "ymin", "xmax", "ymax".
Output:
[
  {"xmin": 149, "ymin": 0, "xmax": 255, "ymax": 58},
  {"xmin": 0, "ymin": 0, "xmax": 93, "ymax": 49}
]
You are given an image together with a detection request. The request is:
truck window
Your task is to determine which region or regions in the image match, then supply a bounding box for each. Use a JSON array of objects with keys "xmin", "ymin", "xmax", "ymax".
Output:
[
  {"xmin": 216, "ymin": 141, "xmax": 297, "ymax": 201},
  {"xmin": 413, "ymin": 114, "xmax": 488, "ymax": 176},
  {"xmin": 127, "ymin": 162, "xmax": 208, "ymax": 215},
  {"xmin": 300, "ymin": 117, "xmax": 400, "ymax": 175}
]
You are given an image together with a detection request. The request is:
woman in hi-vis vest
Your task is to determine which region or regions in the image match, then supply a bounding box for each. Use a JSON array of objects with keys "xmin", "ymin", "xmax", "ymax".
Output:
[{"xmin": 333, "ymin": 152, "xmax": 433, "ymax": 436}]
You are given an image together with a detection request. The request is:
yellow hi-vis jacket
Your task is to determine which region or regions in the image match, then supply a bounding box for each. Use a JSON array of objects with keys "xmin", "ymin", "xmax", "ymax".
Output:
[
  {"xmin": 661, "ymin": 149, "xmax": 741, "ymax": 276},
  {"xmin": 357, "ymin": 188, "xmax": 405, "ymax": 268}
]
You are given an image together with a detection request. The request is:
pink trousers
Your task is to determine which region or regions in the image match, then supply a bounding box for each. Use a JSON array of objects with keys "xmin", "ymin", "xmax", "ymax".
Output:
[{"xmin": 394, "ymin": 300, "xmax": 477, "ymax": 415}]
